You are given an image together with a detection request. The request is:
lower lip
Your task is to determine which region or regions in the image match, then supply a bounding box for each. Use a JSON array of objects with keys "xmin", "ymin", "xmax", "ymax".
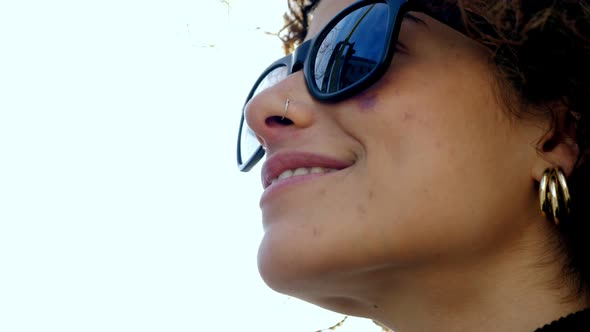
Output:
[{"xmin": 260, "ymin": 171, "xmax": 339, "ymax": 206}]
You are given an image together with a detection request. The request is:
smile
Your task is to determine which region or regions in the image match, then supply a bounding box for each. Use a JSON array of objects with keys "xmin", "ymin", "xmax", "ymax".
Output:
[
  {"xmin": 261, "ymin": 151, "xmax": 354, "ymax": 189},
  {"xmin": 270, "ymin": 167, "xmax": 339, "ymax": 186}
]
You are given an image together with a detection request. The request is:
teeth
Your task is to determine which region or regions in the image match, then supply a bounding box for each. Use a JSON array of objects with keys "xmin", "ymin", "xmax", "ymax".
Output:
[
  {"xmin": 293, "ymin": 168, "xmax": 310, "ymax": 176},
  {"xmin": 277, "ymin": 170, "xmax": 294, "ymax": 180},
  {"xmin": 271, "ymin": 167, "xmax": 338, "ymax": 184},
  {"xmin": 310, "ymin": 167, "xmax": 324, "ymax": 174}
]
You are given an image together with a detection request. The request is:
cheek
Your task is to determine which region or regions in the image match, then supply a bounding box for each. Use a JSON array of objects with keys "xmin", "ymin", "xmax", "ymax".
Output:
[
  {"xmin": 356, "ymin": 92, "xmax": 379, "ymax": 111},
  {"xmin": 353, "ymin": 76, "xmax": 395, "ymax": 112}
]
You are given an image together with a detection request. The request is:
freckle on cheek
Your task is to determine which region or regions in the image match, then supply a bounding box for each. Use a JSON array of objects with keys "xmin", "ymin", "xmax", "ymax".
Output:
[
  {"xmin": 403, "ymin": 112, "xmax": 415, "ymax": 121},
  {"xmin": 313, "ymin": 227, "xmax": 320, "ymax": 237},
  {"xmin": 357, "ymin": 204, "xmax": 367, "ymax": 215}
]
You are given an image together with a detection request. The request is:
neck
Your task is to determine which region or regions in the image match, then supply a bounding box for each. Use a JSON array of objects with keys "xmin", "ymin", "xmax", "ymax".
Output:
[
  {"xmin": 334, "ymin": 228, "xmax": 589, "ymax": 332},
  {"xmin": 371, "ymin": 266, "xmax": 585, "ymax": 332}
]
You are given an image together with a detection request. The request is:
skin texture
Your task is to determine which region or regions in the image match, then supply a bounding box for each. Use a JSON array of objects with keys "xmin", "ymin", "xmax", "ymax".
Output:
[{"xmin": 244, "ymin": 0, "xmax": 585, "ymax": 331}]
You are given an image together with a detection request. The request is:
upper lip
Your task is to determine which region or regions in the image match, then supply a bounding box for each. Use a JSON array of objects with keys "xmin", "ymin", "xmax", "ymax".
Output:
[{"xmin": 261, "ymin": 151, "xmax": 353, "ymax": 189}]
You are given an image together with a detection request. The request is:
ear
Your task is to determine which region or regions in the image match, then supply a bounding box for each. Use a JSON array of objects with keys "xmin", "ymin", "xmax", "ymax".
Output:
[{"xmin": 531, "ymin": 108, "xmax": 580, "ymax": 182}]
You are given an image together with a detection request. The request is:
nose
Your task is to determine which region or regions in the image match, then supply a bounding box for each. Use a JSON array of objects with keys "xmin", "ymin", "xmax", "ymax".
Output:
[{"xmin": 244, "ymin": 72, "xmax": 315, "ymax": 151}]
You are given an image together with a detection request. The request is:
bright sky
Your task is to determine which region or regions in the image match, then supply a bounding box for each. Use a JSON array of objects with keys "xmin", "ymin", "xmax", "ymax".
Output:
[{"xmin": 0, "ymin": 0, "xmax": 381, "ymax": 331}]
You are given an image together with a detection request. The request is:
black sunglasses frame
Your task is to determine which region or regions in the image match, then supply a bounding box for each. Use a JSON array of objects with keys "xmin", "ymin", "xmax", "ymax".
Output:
[{"xmin": 237, "ymin": 0, "xmax": 466, "ymax": 172}]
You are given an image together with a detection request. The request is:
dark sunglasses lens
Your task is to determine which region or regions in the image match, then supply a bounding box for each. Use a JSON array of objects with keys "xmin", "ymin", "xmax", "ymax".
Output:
[
  {"xmin": 313, "ymin": 3, "xmax": 389, "ymax": 94},
  {"xmin": 239, "ymin": 65, "xmax": 288, "ymax": 167}
]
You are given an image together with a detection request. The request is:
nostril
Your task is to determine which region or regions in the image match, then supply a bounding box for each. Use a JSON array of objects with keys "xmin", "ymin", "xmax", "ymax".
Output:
[{"xmin": 265, "ymin": 116, "xmax": 294, "ymax": 127}]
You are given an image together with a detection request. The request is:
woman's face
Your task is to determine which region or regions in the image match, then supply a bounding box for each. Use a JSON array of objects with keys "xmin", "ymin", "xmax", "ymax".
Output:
[{"xmin": 245, "ymin": 0, "xmax": 545, "ymax": 312}]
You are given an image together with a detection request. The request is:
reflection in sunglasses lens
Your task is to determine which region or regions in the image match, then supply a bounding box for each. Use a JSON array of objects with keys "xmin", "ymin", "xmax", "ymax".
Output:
[{"xmin": 313, "ymin": 3, "xmax": 389, "ymax": 93}]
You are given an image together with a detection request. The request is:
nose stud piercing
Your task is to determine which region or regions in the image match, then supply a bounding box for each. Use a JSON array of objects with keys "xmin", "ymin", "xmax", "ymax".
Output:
[{"xmin": 282, "ymin": 99, "xmax": 290, "ymax": 121}]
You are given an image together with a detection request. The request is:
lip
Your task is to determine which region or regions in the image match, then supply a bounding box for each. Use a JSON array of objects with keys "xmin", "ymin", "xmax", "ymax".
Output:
[{"xmin": 261, "ymin": 151, "xmax": 354, "ymax": 189}]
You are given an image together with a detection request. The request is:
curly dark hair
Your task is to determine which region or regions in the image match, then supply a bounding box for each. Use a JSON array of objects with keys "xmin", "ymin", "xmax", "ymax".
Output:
[
  {"xmin": 277, "ymin": 0, "xmax": 321, "ymax": 54},
  {"xmin": 279, "ymin": 0, "xmax": 590, "ymax": 299}
]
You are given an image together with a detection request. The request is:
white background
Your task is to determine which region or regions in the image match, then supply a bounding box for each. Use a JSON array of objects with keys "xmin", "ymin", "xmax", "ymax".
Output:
[{"xmin": 0, "ymin": 0, "xmax": 383, "ymax": 331}]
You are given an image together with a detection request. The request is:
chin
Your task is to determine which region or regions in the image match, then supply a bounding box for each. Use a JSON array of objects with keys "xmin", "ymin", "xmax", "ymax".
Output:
[
  {"xmin": 258, "ymin": 242, "xmax": 379, "ymax": 318},
  {"xmin": 256, "ymin": 232, "xmax": 313, "ymax": 295},
  {"xmin": 257, "ymin": 243, "xmax": 331, "ymax": 295},
  {"xmin": 257, "ymin": 230, "xmax": 366, "ymax": 295}
]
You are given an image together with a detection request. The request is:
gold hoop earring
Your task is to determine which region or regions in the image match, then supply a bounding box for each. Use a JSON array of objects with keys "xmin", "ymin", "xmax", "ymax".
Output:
[
  {"xmin": 281, "ymin": 99, "xmax": 290, "ymax": 121},
  {"xmin": 539, "ymin": 167, "xmax": 572, "ymax": 225}
]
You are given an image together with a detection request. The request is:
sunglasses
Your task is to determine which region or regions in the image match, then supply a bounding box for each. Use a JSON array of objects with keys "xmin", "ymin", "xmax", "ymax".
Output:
[{"xmin": 237, "ymin": 0, "xmax": 467, "ymax": 172}]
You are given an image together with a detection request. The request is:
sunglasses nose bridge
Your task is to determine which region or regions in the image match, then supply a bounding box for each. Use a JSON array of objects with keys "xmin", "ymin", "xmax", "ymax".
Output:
[{"xmin": 289, "ymin": 40, "xmax": 312, "ymax": 74}]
